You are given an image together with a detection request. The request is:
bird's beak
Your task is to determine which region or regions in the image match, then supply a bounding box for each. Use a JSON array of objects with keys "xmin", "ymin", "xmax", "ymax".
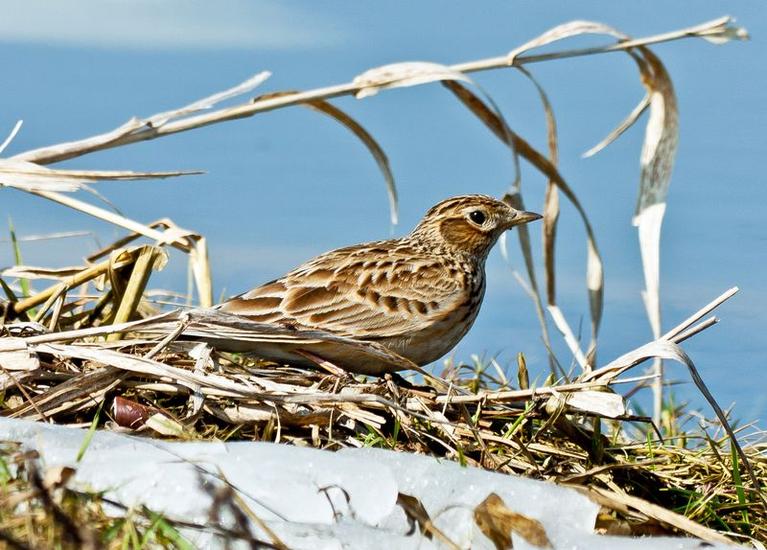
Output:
[{"xmin": 506, "ymin": 210, "xmax": 542, "ymax": 228}]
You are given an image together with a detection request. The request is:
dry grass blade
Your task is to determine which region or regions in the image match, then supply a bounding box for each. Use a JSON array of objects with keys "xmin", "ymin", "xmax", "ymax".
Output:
[
  {"xmin": 106, "ymin": 246, "xmax": 167, "ymax": 340},
  {"xmin": 662, "ymin": 286, "xmax": 737, "ymax": 342},
  {"xmin": 506, "ymin": 20, "xmax": 627, "ymax": 64},
  {"xmin": 517, "ymin": 68, "xmax": 559, "ymax": 306},
  {"xmin": 254, "ymin": 91, "xmax": 398, "ymax": 225},
  {"xmin": 303, "ymin": 99, "xmax": 398, "ymax": 225},
  {"xmin": 31, "ymin": 284, "xmax": 66, "ymax": 323},
  {"xmin": 443, "ymin": 80, "xmax": 603, "ymax": 370},
  {"xmin": 30, "ymin": 190, "xmax": 186, "ymax": 250},
  {"xmin": 510, "ymin": 67, "xmax": 561, "ymax": 376},
  {"xmin": 582, "ymin": 485, "xmax": 735, "ymax": 544},
  {"xmin": 584, "ymin": 287, "xmax": 738, "ymax": 383},
  {"xmin": 0, "ymin": 120, "xmax": 23, "ymax": 155},
  {"xmin": 353, "ymin": 61, "xmax": 471, "ymax": 99},
  {"xmin": 31, "ymin": 343, "xmax": 264, "ymax": 399},
  {"xmin": 1, "ymin": 265, "xmax": 90, "ymax": 281},
  {"xmin": 582, "ymin": 94, "xmax": 651, "ymax": 158},
  {"xmin": 12, "ymin": 72, "xmax": 271, "ymax": 165},
  {"xmin": 436, "ymin": 379, "xmax": 619, "ymax": 406},
  {"xmin": 148, "ymin": 71, "xmax": 272, "ymax": 127},
  {"xmin": 25, "ymin": 192, "xmax": 213, "ymax": 306},
  {"xmin": 502, "ymin": 191, "xmax": 557, "ymax": 376},
  {"xmin": 0, "ymin": 158, "xmax": 200, "ymax": 193},
  {"xmin": 0, "ymin": 229, "xmax": 92, "ymax": 244},
  {"xmin": 631, "ymin": 48, "xmax": 679, "ymax": 423},
  {"xmin": 76, "ymin": 219, "xmax": 213, "ymax": 308},
  {"xmin": 188, "ymin": 235, "xmax": 213, "ymax": 308}
]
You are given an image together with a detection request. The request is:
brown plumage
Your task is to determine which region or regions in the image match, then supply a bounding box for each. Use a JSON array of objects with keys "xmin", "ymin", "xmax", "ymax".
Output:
[{"xmin": 218, "ymin": 195, "xmax": 541, "ymax": 374}]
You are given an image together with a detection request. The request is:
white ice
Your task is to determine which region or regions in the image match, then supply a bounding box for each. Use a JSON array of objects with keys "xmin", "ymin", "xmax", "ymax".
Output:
[{"xmin": 0, "ymin": 417, "xmax": 738, "ymax": 549}]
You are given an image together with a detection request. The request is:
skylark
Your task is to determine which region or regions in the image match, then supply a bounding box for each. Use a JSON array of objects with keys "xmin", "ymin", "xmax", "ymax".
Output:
[{"xmin": 218, "ymin": 195, "xmax": 541, "ymax": 374}]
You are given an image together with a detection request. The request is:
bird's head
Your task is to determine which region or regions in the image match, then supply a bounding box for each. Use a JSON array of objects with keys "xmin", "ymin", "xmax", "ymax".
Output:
[{"xmin": 410, "ymin": 194, "xmax": 542, "ymax": 258}]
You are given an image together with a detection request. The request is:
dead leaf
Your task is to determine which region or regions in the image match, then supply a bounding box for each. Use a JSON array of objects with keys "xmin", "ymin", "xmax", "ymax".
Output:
[
  {"xmin": 474, "ymin": 493, "xmax": 551, "ymax": 549},
  {"xmin": 396, "ymin": 492, "xmax": 460, "ymax": 549}
]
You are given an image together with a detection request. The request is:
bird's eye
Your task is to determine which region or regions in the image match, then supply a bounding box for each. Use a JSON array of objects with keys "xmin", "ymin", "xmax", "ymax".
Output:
[{"xmin": 469, "ymin": 210, "xmax": 487, "ymax": 225}]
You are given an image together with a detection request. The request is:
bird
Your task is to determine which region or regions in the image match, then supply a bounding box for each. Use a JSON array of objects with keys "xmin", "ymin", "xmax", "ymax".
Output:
[{"xmin": 217, "ymin": 195, "xmax": 541, "ymax": 374}]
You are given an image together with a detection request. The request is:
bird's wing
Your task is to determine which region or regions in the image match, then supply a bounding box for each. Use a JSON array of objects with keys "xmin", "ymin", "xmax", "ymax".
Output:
[{"xmin": 218, "ymin": 243, "xmax": 466, "ymax": 338}]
